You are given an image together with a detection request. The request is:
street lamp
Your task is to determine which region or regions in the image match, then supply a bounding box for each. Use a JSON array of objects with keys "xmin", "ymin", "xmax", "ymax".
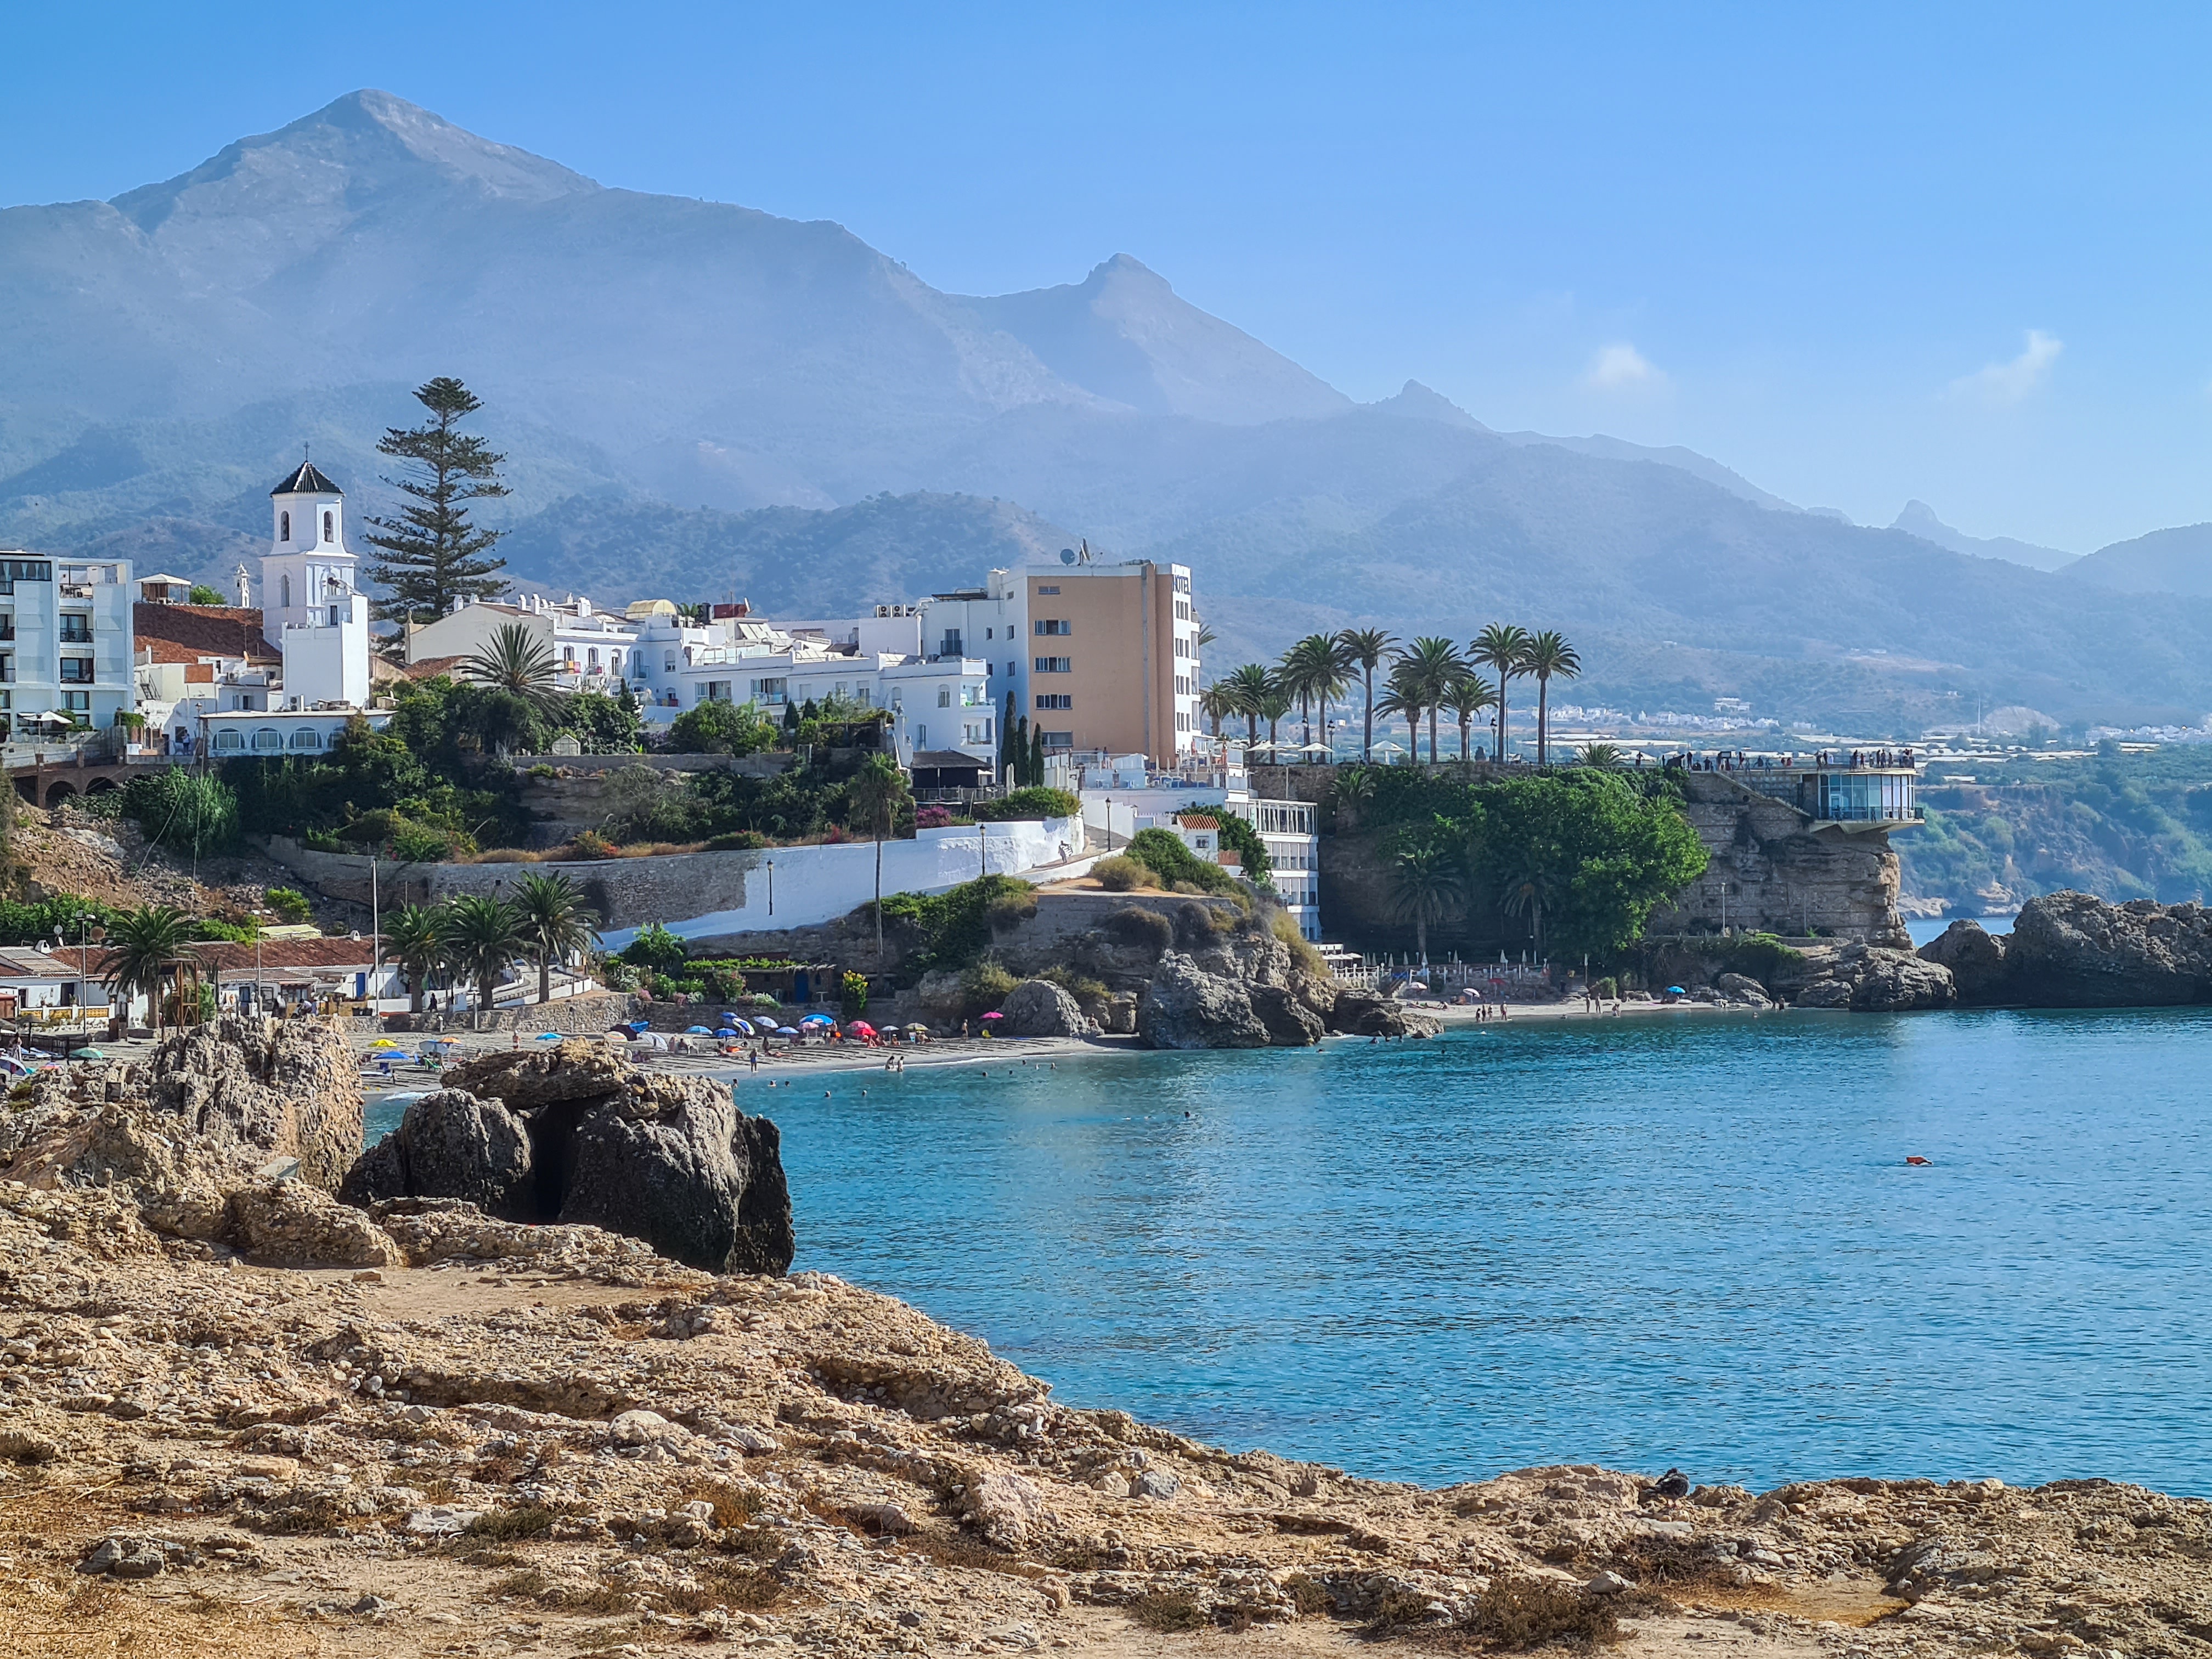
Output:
[
  {"xmin": 70, "ymin": 911, "xmax": 102, "ymax": 1035},
  {"xmin": 765, "ymin": 859, "xmax": 775, "ymax": 917}
]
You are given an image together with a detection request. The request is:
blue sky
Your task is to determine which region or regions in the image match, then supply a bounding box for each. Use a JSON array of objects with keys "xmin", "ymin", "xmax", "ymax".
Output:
[{"xmin": 8, "ymin": 2, "xmax": 2210, "ymax": 551}]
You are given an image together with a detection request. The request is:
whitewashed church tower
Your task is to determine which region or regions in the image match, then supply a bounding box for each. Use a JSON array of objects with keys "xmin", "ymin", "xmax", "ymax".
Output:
[{"xmin": 264, "ymin": 459, "xmax": 370, "ymax": 707}]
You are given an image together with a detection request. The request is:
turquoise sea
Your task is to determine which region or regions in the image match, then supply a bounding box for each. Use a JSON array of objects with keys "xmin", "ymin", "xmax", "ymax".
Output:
[{"xmin": 367, "ymin": 1007, "xmax": 2212, "ymax": 1494}]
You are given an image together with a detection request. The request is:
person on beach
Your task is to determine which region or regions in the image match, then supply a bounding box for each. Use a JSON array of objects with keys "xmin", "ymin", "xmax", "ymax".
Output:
[{"xmin": 748, "ymin": 1049, "xmax": 759, "ymax": 1073}]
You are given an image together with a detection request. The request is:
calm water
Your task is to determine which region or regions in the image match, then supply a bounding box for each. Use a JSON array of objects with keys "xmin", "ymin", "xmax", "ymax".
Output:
[{"xmin": 365, "ymin": 1009, "xmax": 2212, "ymax": 1494}]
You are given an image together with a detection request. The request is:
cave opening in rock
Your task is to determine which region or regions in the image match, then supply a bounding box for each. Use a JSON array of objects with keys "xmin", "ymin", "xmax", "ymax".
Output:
[{"xmin": 526, "ymin": 1099, "xmax": 589, "ymax": 1221}]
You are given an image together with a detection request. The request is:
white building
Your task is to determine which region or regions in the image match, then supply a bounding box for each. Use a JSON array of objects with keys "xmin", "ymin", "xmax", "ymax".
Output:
[
  {"xmin": 0, "ymin": 555, "xmax": 136, "ymax": 741},
  {"xmin": 404, "ymin": 592, "xmax": 639, "ymax": 690},
  {"xmin": 261, "ymin": 461, "xmax": 372, "ymax": 709},
  {"xmin": 1084, "ymin": 783, "xmax": 1322, "ymax": 942},
  {"xmin": 916, "ymin": 572, "xmax": 1029, "ymax": 716}
]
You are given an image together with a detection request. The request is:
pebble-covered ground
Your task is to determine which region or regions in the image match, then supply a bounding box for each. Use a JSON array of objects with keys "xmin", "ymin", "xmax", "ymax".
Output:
[{"xmin": 3, "ymin": 1171, "xmax": 2209, "ymax": 1659}]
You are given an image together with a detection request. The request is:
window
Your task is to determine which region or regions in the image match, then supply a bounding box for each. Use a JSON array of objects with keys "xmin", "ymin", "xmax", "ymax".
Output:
[
  {"xmin": 985, "ymin": 662, "xmax": 994, "ymax": 677},
  {"xmin": 214, "ymin": 729, "xmax": 243, "ymax": 753},
  {"xmin": 1173, "ymin": 636, "xmax": 1187, "ymax": 657},
  {"xmin": 1034, "ymin": 619, "xmax": 1070, "ymax": 635},
  {"xmin": 322, "ymin": 510, "xmax": 334, "ymax": 543},
  {"xmin": 289, "ymin": 727, "xmax": 323, "ymax": 750},
  {"xmin": 281, "ymin": 575, "xmax": 292, "ymax": 608},
  {"xmin": 961, "ymin": 683, "xmax": 986, "ymax": 707},
  {"xmin": 1034, "ymin": 656, "xmax": 1071, "ymax": 674},
  {"xmin": 587, "ymin": 648, "xmax": 600, "ymax": 669},
  {"xmin": 1007, "ymin": 660, "xmax": 1017, "ymax": 679},
  {"xmin": 608, "ymin": 650, "xmax": 623, "ymax": 674},
  {"xmin": 58, "ymin": 613, "xmax": 91, "ymax": 642},
  {"xmin": 251, "ymin": 727, "xmax": 284, "ymax": 752},
  {"xmin": 0, "ymin": 654, "xmax": 10, "ymax": 684},
  {"xmin": 752, "ymin": 677, "xmax": 787, "ymax": 703},
  {"xmin": 1042, "ymin": 730, "xmax": 1074, "ymax": 747},
  {"xmin": 985, "ymin": 627, "xmax": 994, "ymax": 639},
  {"xmin": 0, "ymin": 616, "xmax": 12, "ymax": 641},
  {"xmin": 280, "ymin": 511, "xmax": 291, "ymax": 541},
  {"xmin": 1035, "ymin": 693, "xmax": 1072, "ymax": 710},
  {"xmin": 61, "ymin": 690, "xmax": 90, "ymax": 712},
  {"xmin": 938, "ymin": 630, "xmax": 963, "ymax": 657},
  {"xmin": 963, "ymin": 721, "xmax": 987, "ymax": 744},
  {"xmin": 936, "ymin": 685, "xmax": 952, "ymax": 707},
  {"xmin": 1036, "ymin": 585, "xmax": 1059, "ymax": 595},
  {"xmin": 1175, "ymin": 711, "xmax": 1190, "ymax": 731},
  {"xmin": 664, "ymin": 651, "xmax": 677, "ymax": 672},
  {"xmin": 563, "ymin": 646, "xmax": 576, "ymax": 667},
  {"xmin": 328, "ymin": 605, "xmax": 343, "ymax": 627},
  {"xmin": 707, "ymin": 681, "xmax": 732, "ymax": 703},
  {"xmin": 58, "ymin": 657, "xmax": 94, "ymax": 683}
]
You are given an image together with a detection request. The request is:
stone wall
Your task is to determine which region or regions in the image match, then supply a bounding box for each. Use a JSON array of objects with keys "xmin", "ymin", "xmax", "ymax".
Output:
[
  {"xmin": 394, "ymin": 992, "xmax": 640, "ymax": 1035},
  {"xmin": 1647, "ymin": 772, "xmax": 1908, "ymax": 945},
  {"xmin": 258, "ymin": 817, "xmax": 1094, "ymax": 942}
]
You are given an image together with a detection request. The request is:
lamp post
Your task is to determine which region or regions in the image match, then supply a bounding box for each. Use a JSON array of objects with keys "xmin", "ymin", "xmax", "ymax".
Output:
[
  {"xmin": 765, "ymin": 859, "xmax": 775, "ymax": 918},
  {"xmin": 71, "ymin": 911, "xmax": 101, "ymax": 1035}
]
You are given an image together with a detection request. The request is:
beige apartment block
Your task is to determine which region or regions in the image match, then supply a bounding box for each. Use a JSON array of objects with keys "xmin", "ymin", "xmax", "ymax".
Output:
[{"xmin": 1025, "ymin": 560, "xmax": 1199, "ymax": 766}]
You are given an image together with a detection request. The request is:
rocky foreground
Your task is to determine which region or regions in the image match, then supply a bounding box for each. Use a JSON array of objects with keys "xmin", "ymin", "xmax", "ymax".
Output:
[{"xmin": 0, "ymin": 1026, "xmax": 2207, "ymax": 1657}]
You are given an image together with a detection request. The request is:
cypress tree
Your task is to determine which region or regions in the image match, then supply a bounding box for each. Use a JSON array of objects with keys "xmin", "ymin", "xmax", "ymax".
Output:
[
  {"xmin": 1029, "ymin": 725, "xmax": 1046, "ymax": 787},
  {"xmin": 1000, "ymin": 691, "xmax": 1019, "ymax": 778},
  {"xmin": 363, "ymin": 377, "xmax": 510, "ymax": 624}
]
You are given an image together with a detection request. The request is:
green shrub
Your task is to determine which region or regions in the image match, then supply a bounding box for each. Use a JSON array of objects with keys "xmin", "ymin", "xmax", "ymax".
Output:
[
  {"xmin": 526, "ymin": 765, "xmax": 560, "ymax": 782},
  {"xmin": 962, "ymin": 961, "xmax": 1018, "ymax": 1016},
  {"xmin": 840, "ymin": 970, "xmax": 869, "ymax": 1019},
  {"xmin": 263, "ymin": 887, "xmax": 312, "ymax": 924},
  {"xmin": 1590, "ymin": 976, "xmax": 1618, "ymax": 999},
  {"xmin": 567, "ymin": 828, "xmax": 619, "ymax": 859},
  {"xmin": 986, "ymin": 891, "xmax": 1038, "ymax": 930},
  {"xmin": 668, "ymin": 699, "xmax": 777, "ymax": 756},
  {"xmin": 1103, "ymin": 905, "xmax": 1173, "ymax": 957},
  {"xmin": 1091, "ymin": 854, "xmax": 1150, "ymax": 892},
  {"xmin": 390, "ymin": 824, "xmax": 457, "ymax": 864},
  {"xmin": 1267, "ymin": 908, "xmax": 1327, "ymax": 977},
  {"xmin": 872, "ymin": 876, "xmax": 1035, "ymax": 980},
  {"xmin": 620, "ymin": 922, "xmax": 691, "ymax": 977},
  {"xmin": 123, "ymin": 769, "xmax": 239, "ymax": 857},
  {"xmin": 969, "ymin": 787, "xmax": 1080, "ymax": 822},
  {"xmin": 1126, "ymin": 828, "xmax": 1236, "ymax": 895},
  {"xmin": 707, "ymin": 830, "xmax": 770, "ymax": 851},
  {"xmin": 1184, "ymin": 805, "xmax": 1275, "ymax": 891}
]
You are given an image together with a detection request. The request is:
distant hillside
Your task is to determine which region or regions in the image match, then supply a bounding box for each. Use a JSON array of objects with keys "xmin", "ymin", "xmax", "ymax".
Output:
[
  {"xmin": 1888, "ymin": 500, "xmax": 2076, "ymax": 573},
  {"xmin": 496, "ymin": 492, "xmax": 1074, "ymax": 612},
  {"xmin": 2060, "ymin": 522, "xmax": 2212, "ymax": 597}
]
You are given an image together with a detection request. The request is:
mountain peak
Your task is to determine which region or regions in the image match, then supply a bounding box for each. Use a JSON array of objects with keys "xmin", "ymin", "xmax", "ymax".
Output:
[
  {"xmin": 1890, "ymin": 499, "xmax": 2076, "ymax": 572},
  {"xmin": 111, "ymin": 89, "xmax": 595, "ymax": 238},
  {"xmin": 1370, "ymin": 380, "xmax": 1486, "ymax": 430}
]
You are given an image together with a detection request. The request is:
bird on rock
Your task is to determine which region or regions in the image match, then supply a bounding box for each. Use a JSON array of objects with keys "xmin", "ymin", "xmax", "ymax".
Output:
[{"xmin": 1654, "ymin": 1469, "xmax": 1691, "ymax": 1499}]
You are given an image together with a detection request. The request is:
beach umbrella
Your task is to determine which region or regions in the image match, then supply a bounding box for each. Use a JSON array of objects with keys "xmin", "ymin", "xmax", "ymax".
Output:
[
  {"xmin": 627, "ymin": 1019, "xmax": 651, "ymax": 1034},
  {"xmin": 980, "ymin": 1011, "xmax": 1005, "ymax": 1022},
  {"xmin": 685, "ymin": 1025, "xmax": 714, "ymax": 1035},
  {"xmin": 1666, "ymin": 986, "xmax": 1685, "ymax": 995},
  {"xmin": 847, "ymin": 1020, "xmax": 876, "ymax": 1037},
  {"xmin": 69, "ymin": 1047, "xmax": 106, "ymax": 1060},
  {"xmin": 370, "ymin": 1037, "xmax": 404, "ymax": 1049},
  {"xmin": 774, "ymin": 1025, "xmax": 800, "ymax": 1037},
  {"xmin": 535, "ymin": 1030, "xmax": 564, "ymax": 1041},
  {"xmin": 905, "ymin": 1023, "xmax": 931, "ymax": 1036},
  {"xmin": 800, "ymin": 1013, "xmax": 834, "ymax": 1025}
]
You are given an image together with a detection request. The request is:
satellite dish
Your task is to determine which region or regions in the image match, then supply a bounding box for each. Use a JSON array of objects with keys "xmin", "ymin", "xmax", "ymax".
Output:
[{"xmin": 1059, "ymin": 548, "xmax": 1077, "ymax": 565}]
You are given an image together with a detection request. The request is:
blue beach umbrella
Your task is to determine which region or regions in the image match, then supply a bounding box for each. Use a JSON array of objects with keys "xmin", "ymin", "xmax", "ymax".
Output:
[
  {"xmin": 774, "ymin": 1025, "xmax": 800, "ymax": 1037},
  {"xmin": 686, "ymin": 1025, "xmax": 714, "ymax": 1034},
  {"xmin": 535, "ymin": 1031, "xmax": 563, "ymax": 1041}
]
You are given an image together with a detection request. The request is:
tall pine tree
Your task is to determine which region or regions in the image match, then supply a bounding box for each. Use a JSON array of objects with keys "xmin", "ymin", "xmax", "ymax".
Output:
[
  {"xmin": 363, "ymin": 377, "xmax": 510, "ymax": 624},
  {"xmin": 999, "ymin": 690, "xmax": 1019, "ymax": 778}
]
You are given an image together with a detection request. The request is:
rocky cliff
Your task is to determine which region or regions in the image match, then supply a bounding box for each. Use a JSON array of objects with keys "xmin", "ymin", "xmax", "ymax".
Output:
[
  {"xmin": 1921, "ymin": 890, "xmax": 2212, "ymax": 1007},
  {"xmin": 342, "ymin": 1040, "xmax": 794, "ymax": 1276}
]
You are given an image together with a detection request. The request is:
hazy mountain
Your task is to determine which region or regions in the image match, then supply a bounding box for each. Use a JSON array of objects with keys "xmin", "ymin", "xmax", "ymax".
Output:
[
  {"xmin": 1891, "ymin": 500, "xmax": 2076, "ymax": 572},
  {"xmin": 957, "ymin": 256, "xmax": 1350, "ymax": 425},
  {"xmin": 498, "ymin": 491, "xmax": 1074, "ymax": 614},
  {"xmin": 2, "ymin": 89, "xmax": 2205, "ymax": 728},
  {"xmin": 2059, "ymin": 523, "xmax": 2212, "ymax": 597}
]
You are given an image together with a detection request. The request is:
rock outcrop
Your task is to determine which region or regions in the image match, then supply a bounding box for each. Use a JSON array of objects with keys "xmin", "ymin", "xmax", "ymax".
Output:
[
  {"xmin": 1791, "ymin": 943, "xmax": 1956, "ymax": 1011},
  {"xmin": 341, "ymin": 1039, "xmax": 794, "ymax": 1276},
  {"xmin": 1981, "ymin": 891, "xmax": 2212, "ymax": 1007},
  {"xmin": 1916, "ymin": 917, "xmax": 2014, "ymax": 1003},
  {"xmin": 1137, "ymin": 951, "xmax": 1271, "ymax": 1048},
  {"xmin": 994, "ymin": 978, "xmax": 1099, "ymax": 1038}
]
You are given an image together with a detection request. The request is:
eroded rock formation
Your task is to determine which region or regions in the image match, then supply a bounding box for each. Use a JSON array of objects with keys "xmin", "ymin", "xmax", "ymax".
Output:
[
  {"xmin": 1918, "ymin": 891, "xmax": 2212, "ymax": 1007},
  {"xmin": 995, "ymin": 979, "xmax": 1099, "ymax": 1039},
  {"xmin": 341, "ymin": 1039, "xmax": 794, "ymax": 1276}
]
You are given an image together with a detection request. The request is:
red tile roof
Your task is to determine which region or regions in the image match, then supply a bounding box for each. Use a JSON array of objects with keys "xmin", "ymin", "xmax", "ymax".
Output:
[{"xmin": 133, "ymin": 603, "xmax": 278, "ymax": 665}]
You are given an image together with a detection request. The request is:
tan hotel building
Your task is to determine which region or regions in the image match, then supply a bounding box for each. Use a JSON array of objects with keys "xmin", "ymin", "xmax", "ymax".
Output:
[{"xmin": 1025, "ymin": 559, "xmax": 1200, "ymax": 767}]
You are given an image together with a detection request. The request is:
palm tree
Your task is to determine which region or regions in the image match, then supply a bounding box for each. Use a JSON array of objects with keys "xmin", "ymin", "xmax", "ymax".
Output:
[
  {"xmin": 1278, "ymin": 633, "xmax": 1350, "ymax": 749},
  {"xmin": 439, "ymin": 894, "xmax": 527, "ymax": 1027},
  {"xmin": 101, "ymin": 904, "xmax": 198, "ymax": 1036},
  {"xmin": 1397, "ymin": 637, "xmax": 1468, "ymax": 765},
  {"xmin": 1385, "ymin": 843, "xmax": 1465, "ymax": 966},
  {"xmin": 1335, "ymin": 628, "xmax": 1396, "ymax": 762},
  {"xmin": 1470, "ymin": 624, "xmax": 1535, "ymax": 763},
  {"xmin": 1578, "ymin": 742, "xmax": 1626, "ymax": 770},
  {"xmin": 1220, "ymin": 663, "xmax": 1276, "ymax": 745},
  {"xmin": 1442, "ymin": 671, "xmax": 1498, "ymax": 762},
  {"xmin": 1259, "ymin": 686, "xmax": 1292, "ymax": 749},
  {"xmin": 463, "ymin": 622, "xmax": 566, "ymax": 718},
  {"xmin": 1521, "ymin": 630, "xmax": 1582, "ymax": 765},
  {"xmin": 1500, "ymin": 870, "xmax": 1555, "ymax": 958},
  {"xmin": 1378, "ymin": 659, "xmax": 1428, "ymax": 763},
  {"xmin": 512, "ymin": 873, "xmax": 601, "ymax": 1003},
  {"xmin": 1198, "ymin": 682, "xmax": 1238, "ymax": 741},
  {"xmin": 382, "ymin": 902, "xmax": 449, "ymax": 1014},
  {"xmin": 847, "ymin": 753, "xmax": 912, "ymax": 960}
]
